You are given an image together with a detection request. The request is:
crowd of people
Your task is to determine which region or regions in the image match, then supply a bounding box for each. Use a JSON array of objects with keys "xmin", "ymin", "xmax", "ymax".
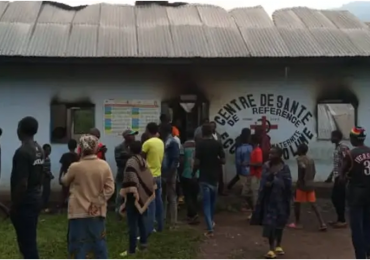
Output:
[{"xmin": 7, "ymin": 114, "xmax": 370, "ymax": 259}]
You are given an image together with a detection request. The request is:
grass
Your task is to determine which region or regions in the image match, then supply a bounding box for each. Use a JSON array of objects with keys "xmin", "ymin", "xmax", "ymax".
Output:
[{"xmin": 0, "ymin": 213, "xmax": 201, "ymax": 259}]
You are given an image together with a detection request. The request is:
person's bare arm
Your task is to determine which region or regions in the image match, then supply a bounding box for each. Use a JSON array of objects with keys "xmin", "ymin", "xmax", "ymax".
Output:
[
  {"xmin": 297, "ymin": 158, "xmax": 306, "ymax": 185},
  {"xmin": 141, "ymin": 140, "xmax": 149, "ymax": 159}
]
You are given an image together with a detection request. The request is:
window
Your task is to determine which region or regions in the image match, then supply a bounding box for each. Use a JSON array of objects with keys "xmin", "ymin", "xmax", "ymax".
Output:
[
  {"xmin": 50, "ymin": 103, "xmax": 95, "ymax": 143},
  {"xmin": 316, "ymin": 83, "xmax": 358, "ymax": 140},
  {"xmin": 317, "ymin": 103, "xmax": 356, "ymax": 140}
]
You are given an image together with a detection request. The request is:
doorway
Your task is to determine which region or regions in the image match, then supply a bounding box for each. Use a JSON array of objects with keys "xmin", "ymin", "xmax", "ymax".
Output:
[{"xmin": 161, "ymin": 92, "xmax": 209, "ymax": 143}]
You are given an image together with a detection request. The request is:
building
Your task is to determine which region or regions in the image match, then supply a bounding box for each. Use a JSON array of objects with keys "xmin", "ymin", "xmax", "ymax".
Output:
[{"xmin": 0, "ymin": 1, "xmax": 370, "ymax": 192}]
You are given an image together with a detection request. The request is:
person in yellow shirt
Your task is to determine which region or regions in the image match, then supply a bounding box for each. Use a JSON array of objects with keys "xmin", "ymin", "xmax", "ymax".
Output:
[{"xmin": 142, "ymin": 122, "xmax": 164, "ymax": 233}]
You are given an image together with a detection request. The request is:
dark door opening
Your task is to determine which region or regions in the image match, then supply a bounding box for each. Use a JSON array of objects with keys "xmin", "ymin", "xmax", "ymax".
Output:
[{"xmin": 161, "ymin": 92, "xmax": 209, "ymax": 143}]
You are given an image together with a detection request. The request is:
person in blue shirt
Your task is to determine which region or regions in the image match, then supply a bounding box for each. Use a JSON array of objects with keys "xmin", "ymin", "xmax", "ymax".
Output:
[
  {"xmin": 161, "ymin": 123, "xmax": 180, "ymax": 228},
  {"xmin": 235, "ymin": 129, "xmax": 253, "ymax": 212}
]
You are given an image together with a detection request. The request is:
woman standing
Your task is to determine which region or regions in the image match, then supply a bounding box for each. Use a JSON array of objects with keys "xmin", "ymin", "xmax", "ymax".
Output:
[
  {"xmin": 250, "ymin": 147, "xmax": 292, "ymax": 259},
  {"xmin": 62, "ymin": 134, "xmax": 115, "ymax": 259},
  {"xmin": 119, "ymin": 141, "xmax": 155, "ymax": 256}
]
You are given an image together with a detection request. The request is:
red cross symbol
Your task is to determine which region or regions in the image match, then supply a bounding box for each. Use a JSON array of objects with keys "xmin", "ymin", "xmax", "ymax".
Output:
[{"xmin": 250, "ymin": 116, "xmax": 278, "ymax": 133}]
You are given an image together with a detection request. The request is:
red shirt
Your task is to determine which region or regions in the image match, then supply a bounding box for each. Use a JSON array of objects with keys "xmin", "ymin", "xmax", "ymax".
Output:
[
  {"xmin": 250, "ymin": 146, "xmax": 263, "ymax": 179},
  {"xmin": 77, "ymin": 142, "xmax": 105, "ymax": 159},
  {"xmin": 261, "ymin": 134, "xmax": 271, "ymax": 163}
]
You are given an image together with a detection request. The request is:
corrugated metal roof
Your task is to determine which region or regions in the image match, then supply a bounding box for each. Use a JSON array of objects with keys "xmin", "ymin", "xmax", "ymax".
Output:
[
  {"xmin": 1, "ymin": 1, "xmax": 370, "ymax": 58},
  {"xmin": 273, "ymin": 7, "xmax": 370, "ymax": 56}
]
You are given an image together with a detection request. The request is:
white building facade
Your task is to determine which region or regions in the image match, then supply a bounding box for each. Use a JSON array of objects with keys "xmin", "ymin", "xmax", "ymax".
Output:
[{"xmin": 0, "ymin": 62, "xmax": 365, "ymax": 192}]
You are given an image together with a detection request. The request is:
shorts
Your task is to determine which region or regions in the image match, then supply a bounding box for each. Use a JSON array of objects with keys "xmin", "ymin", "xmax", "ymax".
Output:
[{"xmin": 295, "ymin": 189, "xmax": 316, "ymax": 203}]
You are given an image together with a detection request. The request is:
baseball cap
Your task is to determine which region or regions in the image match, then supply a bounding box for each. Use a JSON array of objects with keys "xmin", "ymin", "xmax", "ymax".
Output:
[{"xmin": 122, "ymin": 129, "xmax": 138, "ymax": 137}]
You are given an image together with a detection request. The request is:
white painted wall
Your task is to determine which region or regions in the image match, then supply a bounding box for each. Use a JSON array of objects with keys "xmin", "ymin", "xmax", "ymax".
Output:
[{"xmin": 0, "ymin": 63, "xmax": 368, "ymax": 191}]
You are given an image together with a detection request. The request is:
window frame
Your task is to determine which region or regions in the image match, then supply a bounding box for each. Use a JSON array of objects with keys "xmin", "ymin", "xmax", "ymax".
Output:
[
  {"xmin": 50, "ymin": 102, "xmax": 95, "ymax": 144},
  {"xmin": 316, "ymin": 99, "xmax": 357, "ymax": 141}
]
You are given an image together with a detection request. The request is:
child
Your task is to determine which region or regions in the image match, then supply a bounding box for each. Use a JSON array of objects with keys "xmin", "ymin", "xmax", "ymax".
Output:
[
  {"xmin": 59, "ymin": 139, "xmax": 79, "ymax": 209},
  {"xmin": 288, "ymin": 143, "xmax": 327, "ymax": 231},
  {"xmin": 42, "ymin": 144, "xmax": 54, "ymax": 213}
]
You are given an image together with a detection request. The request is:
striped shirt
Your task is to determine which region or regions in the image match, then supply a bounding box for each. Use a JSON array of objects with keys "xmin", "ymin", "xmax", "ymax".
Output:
[{"xmin": 333, "ymin": 143, "xmax": 349, "ymax": 178}]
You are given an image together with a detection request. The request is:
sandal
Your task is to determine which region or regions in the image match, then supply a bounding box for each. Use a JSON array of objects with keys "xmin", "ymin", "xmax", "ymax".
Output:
[
  {"xmin": 265, "ymin": 250, "xmax": 277, "ymax": 259},
  {"xmin": 275, "ymin": 246, "xmax": 285, "ymax": 255}
]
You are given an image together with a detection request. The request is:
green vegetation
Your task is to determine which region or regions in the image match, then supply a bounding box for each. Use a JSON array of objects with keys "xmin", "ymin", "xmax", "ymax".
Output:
[{"xmin": 0, "ymin": 213, "xmax": 201, "ymax": 259}]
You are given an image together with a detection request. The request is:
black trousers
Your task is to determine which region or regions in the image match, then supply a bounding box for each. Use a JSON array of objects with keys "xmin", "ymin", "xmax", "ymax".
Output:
[
  {"xmin": 42, "ymin": 179, "xmax": 51, "ymax": 209},
  {"xmin": 331, "ymin": 177, "xmax": 347, "ymax": 223},
  {"xmin": 11, "ymin": 204, "xmax": 40, "ymax": 259},
  {"xmin": 349, "ymin": 204, "xmax": 370, "ymax": 259},
  {"xmin": 181, "ymin": 177, "xmax": 199, "ymax": 218},
  {"xmin": 218, "ymin": 168, "xmax": 225, "ymax": 194}
]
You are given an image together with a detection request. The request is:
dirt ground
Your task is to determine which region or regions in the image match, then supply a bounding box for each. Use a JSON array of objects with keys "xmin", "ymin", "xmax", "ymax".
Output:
[{"xmin": 198, "ymin": 199, "xmax": 354, "ymax": 259}]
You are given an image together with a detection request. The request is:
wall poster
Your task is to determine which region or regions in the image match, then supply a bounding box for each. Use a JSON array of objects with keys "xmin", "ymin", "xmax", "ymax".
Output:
[{"xmin": 104, "ymin": 99, "xmax": 160, "ymax": 136}]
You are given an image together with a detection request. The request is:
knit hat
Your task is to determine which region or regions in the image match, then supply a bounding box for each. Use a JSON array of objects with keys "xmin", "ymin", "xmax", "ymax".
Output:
[{"xmin": 350, "ymin": 126, "xmax": 366, "ymax": 140}]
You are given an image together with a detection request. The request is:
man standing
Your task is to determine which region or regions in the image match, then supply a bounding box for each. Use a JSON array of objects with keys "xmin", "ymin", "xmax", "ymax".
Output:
[
  {"xmin": 180, "ymin": 130, "xmax": 200, "ymax": 224},
  {"xmin": 341, "ymin": 127, "xmax": 370, "ymax": 259},
  {"xmin": 114, "ymin": 129, "xmax": 138, "ymax": 217},
  {"xmin": 161, "ymin": 123, "xmax": 180, "ymax": 228},
  {"xmin": 247, "ymin": 134, "xmax": 263, "ymax": 218},
  {"xmin": 10, "ymin": 116, "xmax": 44, "ymax": 259},
  {"xmin": 159, "ymin": 114, "xmax": 170, "ymax": 139},
  {"xmin": 89, "ymin": 128, "xmax": 107, "ymax": 160},
  {"xmin": 194, "ymin": 118, "xmax": 209, "ymax": 141},
  {"xmin": 77, "ymin": 128, "xmax": 107, "ymax": 160},
  {"xmin": 329, "ymin": 130, "xmax": 349, "ymax": 228},
  {"xmin": 142, "ymin": 123, "xmax": 165, "ymax": 233},
  {"xmin": 193, "ymin": 123, "xmax": 226, "ymax": 237},
  {"xmin": 235, "ymin": 130, "xmax": 253, "ymax": 212},
  {"xmin": 227, "ymin": 128, "xmax": 251, "ymax": 191},
  {"xmin": 210, "ymin": 121, "xmax": 226, "ymax": 196}
]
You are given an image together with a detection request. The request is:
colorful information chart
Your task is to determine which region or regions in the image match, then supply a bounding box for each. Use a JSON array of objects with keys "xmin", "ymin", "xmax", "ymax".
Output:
[{"xmin": 104, "ymin": 99, "xmax": 160, "ymax": 136}]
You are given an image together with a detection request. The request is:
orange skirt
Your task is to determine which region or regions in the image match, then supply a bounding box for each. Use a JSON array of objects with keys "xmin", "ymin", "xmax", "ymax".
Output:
[{"xmin": 295, "ymin": 189, "xmax": 316, "ymax": 203}]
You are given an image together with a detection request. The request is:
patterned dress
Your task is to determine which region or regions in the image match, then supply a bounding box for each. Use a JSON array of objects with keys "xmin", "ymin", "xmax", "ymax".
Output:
[{"xmin": 250, "ymin": 162, "xmax": 292, "ymax": 237}]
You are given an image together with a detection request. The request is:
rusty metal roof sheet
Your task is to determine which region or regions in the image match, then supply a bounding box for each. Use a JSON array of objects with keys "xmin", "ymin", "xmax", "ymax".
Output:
[{"xmin": 1, "ymin": 1, "xmax": 370, "ymax": 58}]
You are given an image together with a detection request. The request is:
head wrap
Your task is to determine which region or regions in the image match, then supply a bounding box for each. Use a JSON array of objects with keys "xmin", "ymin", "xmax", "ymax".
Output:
[
  {"xmin": 172, "ymin": 126, "xmax": 180, "ymax": 137},
  {"xmin": 350, "ymin": 126, "xmax": 366, "ymax": 140},
  {"xmin": 79, "ymin": 134, "xmax": 99, "ymax": 155}
]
